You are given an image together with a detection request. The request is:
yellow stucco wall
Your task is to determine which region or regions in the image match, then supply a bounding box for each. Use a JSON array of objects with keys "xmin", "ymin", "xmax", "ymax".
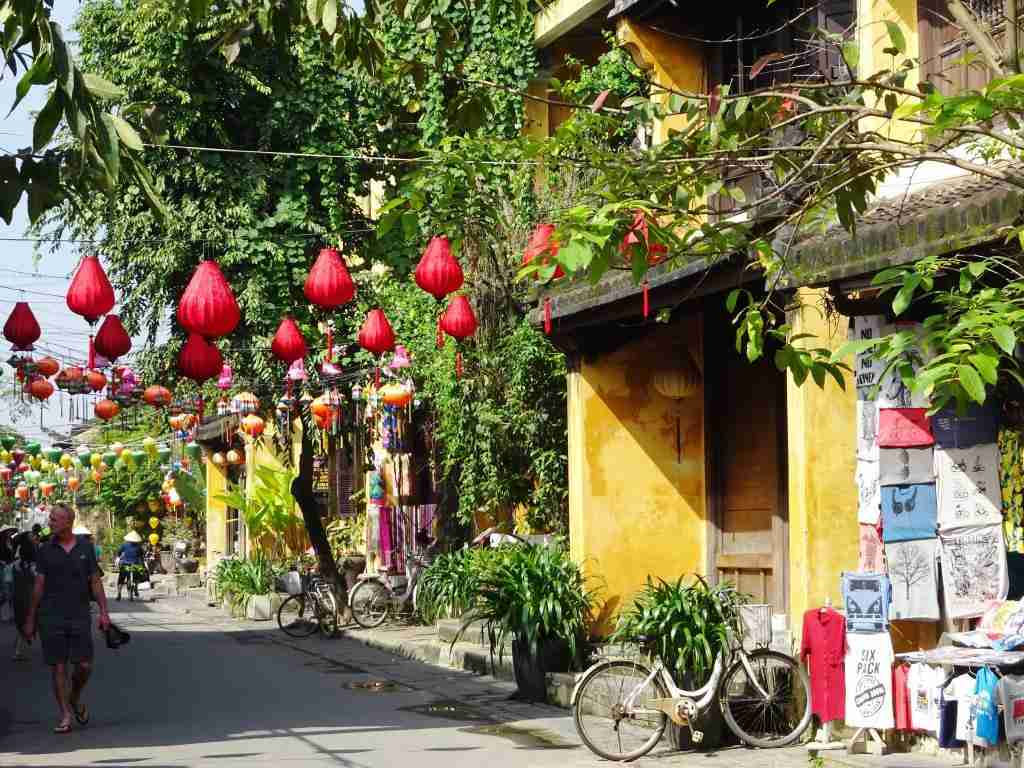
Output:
[
  {"xmin": 786, "ymin": 289, "xmax": 859, "ymax": 633},
  {"xmin": 858, "ymin": 0, "xmax": 920, "ymax": 141},
  {"xmin": 569, "ymin": 317, "xmax": 706, "ymax": 635},
  {"xmin": 205, "ymin": 461, "xmax": 228, "ymax": 563}
]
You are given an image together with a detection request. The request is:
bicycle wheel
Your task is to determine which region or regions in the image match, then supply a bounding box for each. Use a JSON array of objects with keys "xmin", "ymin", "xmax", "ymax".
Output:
[
  {"xmin": 277, "ymin": 594, "xmax": 319, "ymax": 638},
  {"xmin": 350, "ymin": 579, "xmax": 390, "ymax": 629},
  {"xmin": 719, "ymin": 649, "xmax": 812, "ymax": 748},
  {"xmin": 317, "ymin": 591, "xmax": 339, "ymax": 636},
  {"xmin": 573, "ymin": 659, "xmax": 668, "ymax": 762}
]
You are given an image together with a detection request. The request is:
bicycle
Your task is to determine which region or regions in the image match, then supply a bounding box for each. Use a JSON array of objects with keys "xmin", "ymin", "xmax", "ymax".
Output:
[
  {"xmin": 276, "ymin": 571, "xmax": 339, "ymax": 638},
  {"xmin": 348, "ymin": 550, "xmax": 430, "ymax": 629},
  {"xmin": 117, "ymin": 563, "xmax": 146, "ymax": 602},
  {"xmin": 572, "ymin": 630, "xmax": 811, "ymax": 761}
]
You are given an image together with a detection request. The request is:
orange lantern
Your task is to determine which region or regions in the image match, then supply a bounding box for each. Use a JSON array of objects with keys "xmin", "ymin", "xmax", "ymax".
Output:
[
  {"xmin": 144, "ymin": 385, "xmax": 172, "ymax": 408},
  {"xmin": 241, "ymin": 414, "xmax": 265, "ymax": 437},
  {"xmin": 380, "ymin": 383, "xmax": 413, "ymax": 407},
  {"xmin": 86, "ymin": 370, "xmax": 107, "ymax": 392},
  {"xmin": 28, "ymin": 378, "xmax": 54, "ymax": 401},
  {"xmin": 310, "ymin": 394, "xmax": 340, "ymax": 430},
  {"xmin": 68, "ymin": 476, "xmax": 81, "ymax": 492},
  {"xmin": 39, "ymin": 481, "xmax": 55, "ymax": 498},
  {"xmin": 35, "ymin": 356, "xmax": 59, "ymax": 377},
  {"xmin": 15, "ymin": 485, "xmax": 29, "ymax": 502},
  {"xmin": 95, "ymin": 399, "xmax": 120, "ymax": 421}
]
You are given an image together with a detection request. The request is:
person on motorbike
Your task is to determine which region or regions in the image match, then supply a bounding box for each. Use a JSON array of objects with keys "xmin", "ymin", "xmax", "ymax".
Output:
[{"xmin": 115, "ymin": 531, "xmax": 144, "ymax": 601}]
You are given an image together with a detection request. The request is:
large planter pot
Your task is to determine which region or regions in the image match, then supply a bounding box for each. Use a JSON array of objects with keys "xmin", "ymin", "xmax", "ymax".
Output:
[
  {"xmin": 511, "ymin": 635, "xmax": 573, "ymax": 703},
  {"xmin": 667, "ymin": 671, "xmax": 728, "ymax": 751},
  {"xmin": 246, "ymin": 593, "xmax": 284, "ymax": 621},
  {"xmin": 180, "ymin": 558, "xmax": 199, "ymax": 574}
]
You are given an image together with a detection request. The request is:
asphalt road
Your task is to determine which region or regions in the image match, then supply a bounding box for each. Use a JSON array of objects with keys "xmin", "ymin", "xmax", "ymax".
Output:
[{"xmin": 0, "ymin": 597, "xmax": 601, "ymax": 768}]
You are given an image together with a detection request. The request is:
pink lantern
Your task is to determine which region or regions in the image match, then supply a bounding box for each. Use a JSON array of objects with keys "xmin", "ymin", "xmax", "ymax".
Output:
[
  {"xmin": 388, "ymin": 345, "xmax": 411, "ymax": 370},
  {"xmin": 217, "ymin": 364, "xmax": 233, "ymax": 391},
  {"xmin": 287, "ymin": 359, "xmax": 308, "ymax": 381}
]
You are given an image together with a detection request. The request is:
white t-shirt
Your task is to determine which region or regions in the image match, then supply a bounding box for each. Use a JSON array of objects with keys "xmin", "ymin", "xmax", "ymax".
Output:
[
  {"xmin": 857, "ymin": 398, "xmax": 880, "ymax": 463},
  {"xmin": 940, "ymin": 525, "xmax": 1009, "ymax": 619},
  {"xmin": 845, "ymin": 632, "xmax": 895, "ymax": 729},
  {"xmin": 948, "ymin": 673, "xmax": 977, "ymax": 742},
  {"xmin": 935, "ymin": 445, "xmax": 1002, "ymax": 531},
  {"xmin": 908, "ymin": 663, "xmax": 940, "ymax": 732},
  {"xmin": 857, "ymin": 458, "xmax": 881, "ymax": 525}
]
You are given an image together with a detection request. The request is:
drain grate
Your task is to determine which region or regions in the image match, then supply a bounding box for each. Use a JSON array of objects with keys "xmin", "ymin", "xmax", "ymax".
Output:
[
  {"xmin": 399, "ymin": 700, "xmax": 491, "ymax": 722},
  {"xmin": 344, "ymin": 680, "xmax": 412, "ymax": 693}
]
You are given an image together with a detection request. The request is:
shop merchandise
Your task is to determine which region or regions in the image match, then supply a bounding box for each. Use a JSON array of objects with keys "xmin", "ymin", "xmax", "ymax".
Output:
[
  {"xmin": 853, "ymin": 315, "xmax": 886, "ymax": 391},
  {"xmin": 935, "ymin": 444, "xmax": 1003, "ymax": 531},
  {"xmin": 999, "ymin": 428, "xmax": 1024, "ymax": 553},
  {"xmin": 858, "ymin": 398, "xmax": 880, "ymax": 462},
  {"xmin": 950, "ymin": 673, "xmax": 977, "ymax": 742},
  {"xmin": 857, "ymin": 459, "xmax": 882, "ymax": 525},
  {"xmin": 884, "ymin": 538, "xmax": 940, "ymax": 621},
  {"xmin": 940, "ymin": 525, "xmax": 1010, "ymax": 619},
  {"xmin": 800, "ymin": 607, "xmax": 846, "ymax": 723},
  {"xmin": 880, "ymin": 483, "xmax": 938, "ymax": 542},
  {"xmin": 893, "ymin": 663, "xmax": 912, "ymax": 730},
  {"xmin": 842, "ymin": 572, "xmax": 892, "ymax": 633},
  {"xmin": 974, "ymin": 668, "xmax": 1000, "ymax": 748},
  {"xmin": 932, "ymin": 401, "xmax": 1000, "ymax": 450},
  {"xmin": 999, "ymin": 674, "xmax": 1024, "ymax": 745},
  {"xmin": 845, "ymin": 632, "xmax": 895, "ymax": 729},
  {"xmin": 878, "ymin": 408, "xmax": 934, "ymax": 448},
  {"xmin": 938, "ymin": 686, "xmax": 964, "ymax": 748},
  {"xmin": 878, "ymin": 364, "xmax": 928, "ymax": 410},
  {"xmin": 879, "ymin": 447, "xmax": 934, "ymax": 486},
  {"xmin": 859, "ymin": 524, "xmax": 885, "ymax": 572},
  {"xmin": 908, "ymin": 662, "xmax": 941, "ymax": 732}
]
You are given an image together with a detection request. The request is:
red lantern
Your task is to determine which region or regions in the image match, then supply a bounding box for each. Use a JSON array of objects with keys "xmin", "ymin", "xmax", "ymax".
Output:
[
  {"xmin": 441, "ymin": 295, "xmax": 478, "ymax": 379},
  {"xmin": 620, "ymin": 212, "xmax": 667, "ymax": 320},
  {"xmin": 177, "ymin": 261, "xmax": 240, "ymax": 339},
  {"xmin": 358, "ymin": 310, "xmax": 395, "ymax": 355},
  {"xmin": 28, "ymin": 378, "xmax": 54, "ymax": 401},
  {"xmin": 95, "ymin": 399, "xmax": 120, "ymax": 421},
  {"xmin": 94, "ymin": 314, "xmax": 132, "ymax": 361},
  {"xmin": 35, "ymin": 356, "xmax": 59, "ymax": 377},
  {"xmin": 414, "ymin": 236, "xmax": 464, "ymax": 300},
  {"xmin": 271, "ymin": 317, "xmax": 308, "ymax": 364},
  {"xmin": 178, "ymin": 333, "xmax": 223, "ymax": 382},
  {"xmin": 144, "ymin": 385, "xmax": 172, "ymax": 408},
  {"xmin": 86, "ymin": 370, "xmax": 107, "ymax": 393},
  {"xmin": 3, "ymin": 302, "xmax": 41, "ymax": 350},
  {"xmin": 66, "ymin": 255, "xmax": 115, "ymax": 324},
  {"xmin": 304, "ymin": 247, "xmax": 355, "ymax": 310},
  {"xmin": 522, "ymin": 224, "xmax": 565, "ymax": 280}
]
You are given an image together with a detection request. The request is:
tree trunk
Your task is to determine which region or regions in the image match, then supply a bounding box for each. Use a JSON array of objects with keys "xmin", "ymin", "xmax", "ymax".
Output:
[
  {"xmin": 291, "ymin": 420, "xmax": 352, "ymax": 627},
  {"xmin": 1008, "ymin": 0, "xmax": 1021, "ymax": 73}
]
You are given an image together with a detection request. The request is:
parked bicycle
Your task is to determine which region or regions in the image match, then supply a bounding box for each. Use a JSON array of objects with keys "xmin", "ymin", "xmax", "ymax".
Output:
[
  {"xmin": 276, "ymin": 569, "xmax": 339, "ymax": 638},
  {"xmin": 572, "ymin": 630, "xmax": 811, "ymax": 761},
  {"xmin": 348, "ymin": 550, "xmax": 430, "ymax": 628}
]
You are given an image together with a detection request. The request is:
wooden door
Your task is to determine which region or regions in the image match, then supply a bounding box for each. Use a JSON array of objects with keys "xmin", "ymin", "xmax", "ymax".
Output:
[{"xmin": 709, "ymin": 343, "xmax": 788, "ymax": 612}]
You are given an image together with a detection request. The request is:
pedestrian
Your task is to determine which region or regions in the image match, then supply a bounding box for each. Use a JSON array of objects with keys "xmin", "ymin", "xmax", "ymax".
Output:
[
  {"xmin": 116, "ymin": 530, "xmax": 144, "ymax": 601},
  {"xmin": 22, "ymin": 503, "xmax": 111, "ymax": 734},
  {"xmin": 12, "ymin": 533, "xmax": 36, "ymax": 661}
]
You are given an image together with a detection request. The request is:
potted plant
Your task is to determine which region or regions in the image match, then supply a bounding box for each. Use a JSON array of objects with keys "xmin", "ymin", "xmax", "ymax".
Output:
[
  {"xmin": 611, "ymin": 576, "xmax": 746, "ymax": 751},
  {"xmin": 416, "ymin": 547, "xmax": 488, "ymax": 624},
  {"xmin": 326, "ymin": 512, "xmax": 367, "ymax": 590},
  {"xmin": 456, "ymin": 543, "xmax": 597, "ymax": 702}
]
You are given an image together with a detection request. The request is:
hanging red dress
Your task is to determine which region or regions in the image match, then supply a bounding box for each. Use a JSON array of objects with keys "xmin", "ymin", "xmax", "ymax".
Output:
[{"xmin": 800, "ymin": 607, "xmax": 847, "ymax": 723}]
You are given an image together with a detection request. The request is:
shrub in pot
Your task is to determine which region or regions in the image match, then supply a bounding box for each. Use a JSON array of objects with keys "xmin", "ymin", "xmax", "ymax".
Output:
[
  {"xmin": 455, "ymin": 543, "xmax": 597, "ymax": 702},
  {"xmin": 611, "ymin": 576, "xmax": 745, "ymax": 751},
  {"xmin": 416, "ymin": 547, "xmax": 492, "ymax": 624}
]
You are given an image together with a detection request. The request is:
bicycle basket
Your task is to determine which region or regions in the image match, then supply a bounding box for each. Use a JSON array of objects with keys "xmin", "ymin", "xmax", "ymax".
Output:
[
  {"xmin": 739, "ymin": 604, "xmax": 772, "ymax": 649},
  {"xmin": 282, "ymin": 571, "xmax": 302, "ymax": 596}
]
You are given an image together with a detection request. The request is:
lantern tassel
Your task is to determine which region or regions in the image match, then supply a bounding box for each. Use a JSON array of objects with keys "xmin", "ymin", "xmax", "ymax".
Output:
[
  {"xmin": 544, "ymin": 297, "xmax": 552, "ymax": 335},
  {"xmin": 456, "ymin": 351, "xmax": 463, "ymax": 379},
  {"xmin": 643, "ymin": 279, "xmax": 649, "ymax": 319},
  {"xmin": 436, "ymin": 314, "xmax": 445, "ymax": 349},
  {"xmin": 87, "ymin": 334, "xmax": 95, "ymax": 370},
  {"xmin": 375, "ymin": 366, "xmax": 381, "ymax": 388},
  {"xmin": 326, "ymin": 326, "xmax": 333, "ymax": 363}
]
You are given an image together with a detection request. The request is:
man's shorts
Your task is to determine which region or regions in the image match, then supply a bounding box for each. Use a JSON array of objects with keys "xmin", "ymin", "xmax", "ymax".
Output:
[{"xmin": 40, "ymin": 617, "xmax": 94, "ymax": 665}]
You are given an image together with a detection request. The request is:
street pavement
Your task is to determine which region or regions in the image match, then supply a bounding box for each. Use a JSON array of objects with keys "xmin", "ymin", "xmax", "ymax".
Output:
[{"xmin": 0, "ymin": 595, "xmax": 958, "ymax": 768}]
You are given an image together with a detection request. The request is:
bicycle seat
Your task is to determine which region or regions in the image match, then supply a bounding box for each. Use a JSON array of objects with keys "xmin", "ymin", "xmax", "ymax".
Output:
[{"xmin": 634, "ymin": 635, "xmax": 653, "ymax": 646}]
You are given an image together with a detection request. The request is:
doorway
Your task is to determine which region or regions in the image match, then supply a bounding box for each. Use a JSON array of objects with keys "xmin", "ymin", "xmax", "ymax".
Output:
[{"xmin": 706, "ymin": 314, "xmax": 789, "ymax": 613}]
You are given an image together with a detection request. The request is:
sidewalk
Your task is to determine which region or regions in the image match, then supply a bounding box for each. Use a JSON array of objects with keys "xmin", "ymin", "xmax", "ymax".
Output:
[{"xmin": 144, "ymin": 586, "xmax": 987, "ymax": 768}]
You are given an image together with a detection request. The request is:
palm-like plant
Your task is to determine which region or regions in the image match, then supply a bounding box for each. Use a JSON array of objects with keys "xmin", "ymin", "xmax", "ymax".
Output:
[
  {"xmin": 416, "ymin": 547, "xmax": 491, "ymax": 624},
  {"xmin": 215, "ymin": 465, "xmax": 298, "ymax": 559}
]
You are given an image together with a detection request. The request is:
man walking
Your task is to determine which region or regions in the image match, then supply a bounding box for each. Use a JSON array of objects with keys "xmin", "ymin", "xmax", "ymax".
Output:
[{"xmin": 23, "ymin": 503, "xmax": 111, "ymax": 733}]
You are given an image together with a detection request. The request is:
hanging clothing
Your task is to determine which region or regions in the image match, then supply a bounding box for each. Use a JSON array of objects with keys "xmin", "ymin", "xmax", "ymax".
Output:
[
  {"xmin": 940, "ymin": 525, "xmax": 1009, "ymax": 619},
  {"xmin": 858, "ymin": 398, "xmax": 880, "ymax": 463},
  {"xmin": 859, "ymin": 524, "xmax": 886, "ymax": 573},
  {"xmin": 950, "ymin": 673, "xmax": 977, "ymax": 743},
  {"xmin": 908, "ymin": 663, "xmax": 941, "ymax": 733},
  {"xmin": 800, "ymin": 608, "xmax": 846, "ymax": 723},
  {"xmin": 857, "ymin": 459, "xmax": 881, "ymax": 525},
  {"xmin": 878, "ymin": 408, "xmax": 934, "ymax": 448},
  {"xmin": 878, "ymin": 354, "xmax": 928, "ymax": 409},
  {"xmin": 932, "ymin": 401, "xmax": 1000, "ymax": 450},
  {"xmin": 880, "ymin": 483, "xmax": 938, "ymax": 542},
  {"xmin": 884, "ymin": 538, "xmax": 940, "ymax": 621},
  {"xmin": 938, "ymin": 686, "xmax": 965, "ymax": 748},
  {"xmin": 999, "ymin": 428, "xmax": 1024, "ymax": 554},
  {"xmin": 378, "ymin": 506, "xmax": 394, "ymax": 571},
  {"xmin": 879, "ymin": 447, "xmax": 934, "ymax": 486},
  {"xmin": 893, "ymin": 663, "xmax": 912, "ymax": 731},
  {"xmin": 844, "ymin": 632, "xmax": 895, "ymax": 730},
  {"xmin": 842, "ymin": 572, "xmax": 892, "ymax": 634},
  {"xmin": 935, "ymin": 444, "xmax": 1003, "ymax": 531},
  {"xmin": 853, "ymin": 315, "xmax": 886, "ymax": 392},
  {"xmin": 973, "ymin": 668, "xmax": 1000, "ymax": 748},
  {"xmin": 999, "ymin": 674, "xmax": 1024, "ymax": 745}
]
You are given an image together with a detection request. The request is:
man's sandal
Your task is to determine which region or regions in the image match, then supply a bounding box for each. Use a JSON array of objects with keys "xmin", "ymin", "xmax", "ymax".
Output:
[
  {"xmin": 73, "ymin": 704, "xmax": 89, "ymax": 726},
  {"xmin": 53, "ymin": 721, "xmax": 72, "ymax": 734}
]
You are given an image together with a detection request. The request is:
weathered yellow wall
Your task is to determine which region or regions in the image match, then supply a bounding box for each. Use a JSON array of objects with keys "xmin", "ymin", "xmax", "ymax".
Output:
[
  {"xmin": 786, "ymin": 289, "xmax": 859, "ymax": 634},
  {"xmin": 616, "ymin": 19, "xmax": 705, "ymax": 145},
  {"xmin": 858, "ymin": 0, "xmax": 920, "ymax": 141},
  {"xmin": 569, "ymin": 317, "xmax": 706, "ymax": 635},
  {"xmin": 205, "ymin": 460, "xmax": 228, "ymax": 563}
]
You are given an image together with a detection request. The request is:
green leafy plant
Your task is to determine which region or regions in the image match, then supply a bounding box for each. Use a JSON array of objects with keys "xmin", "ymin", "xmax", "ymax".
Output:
[
  {"xmin": 212, "ymin": 552, "xmax": 279, "ymax": 611},
  {"xmin": 611, "ymin": 575, "xmax": 746, "ymax": 685},
  {"xmin": 325, "ymin": 513, "xmax": 366, "ymax": 557},
  {"xmin": 416, "ymin": 546, "xmax": 492, "ymax": 624},
  {"xmin": 457, "ymin": 543, "xmax": 597, "ymax": 668},
  {"xmin": 216, "ymin": 465, "xmax": 299, "ymax": 559}
]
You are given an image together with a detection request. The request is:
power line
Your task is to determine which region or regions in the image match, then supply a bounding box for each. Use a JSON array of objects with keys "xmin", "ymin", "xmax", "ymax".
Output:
[{"xmin": 143, "ymin": 142, "xmax": 540, "ymax": 166}]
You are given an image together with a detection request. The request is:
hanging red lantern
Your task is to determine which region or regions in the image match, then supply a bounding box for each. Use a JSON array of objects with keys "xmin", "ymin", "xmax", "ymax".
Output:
[
  {"xmin": 66, "ymin": 255, "xmax": 115, "ymax": 324},
  {"xmin": 34, "ymin": 356, "xmax": 59, "ymax": 378},
  {"xmin": 28, "ymin": 378, "xmax": 54, "ymax": 401},
  {"xmin": 358, "ymin": 309, "xmax": 395, "ymax": 386},
  {"xmin": 441, "ymin": 295, "xmax": 478, "ymax": 379},
  {"xmin": 94, "ymin": 314, "xmax": 132, "ymax": 361},
  {"xmin": 85, "ymin": 370, "xmax": 107, "ymax": 393},
  {"xmin": 414, "ymin": 236, "xmax": 464, "ymax": 300},
  {"xmin": 3, "ymin": 302, "xmax": 41, "ymax": 350},
  {"xmin": 310, "ymin": 394, "xmax": 341, "ymax": 430},
  {"xmin": 178, "ymin": 333, "xmax": 223, "ymax": 382},
  {"xmin": 95, "ymin": 399, "xmax": 120, "ymax": 421},
  {"xmin": 177, "ymin": 261, "xmax": 240, "ymax": 339},
  {"xmin": 620, "ymin": 212, "xmax": 668, "ymax": 320},
  {"xmin": 271, "ymin": 317, "xmax": 308, "ymax": 364},
  {"xmin": 304, "ymin": 247, "xmax": 355, "ymax": 310},
  {"xmin": 522, "ymin": 224, "xmax": 566, "ymax": 280},
  {"xmin": 144, "ymin": 385, "xmax": 172, "ymax": 408}
]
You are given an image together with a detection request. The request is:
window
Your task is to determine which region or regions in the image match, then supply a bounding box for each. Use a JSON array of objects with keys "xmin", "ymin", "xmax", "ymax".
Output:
[{"xmin": 919, "ymin": 0, "xmax": 1017, "ymax": 94}]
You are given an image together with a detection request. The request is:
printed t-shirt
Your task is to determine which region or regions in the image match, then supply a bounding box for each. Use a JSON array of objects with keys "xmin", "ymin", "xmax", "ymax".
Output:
[
  {"xmin": 857, "ymin": 459, "xmax": 881, "ymax": 525},
  {"xmin": 940, "ymin": 525, "xmax": 1009, "ymax": 619},
  {"xmin": 893, "ymin": 664, "xmax": 912, "ymax": 731},
  {"xmin": 858, "ymin": 398, "xmax": 880, "ymax": 463},
  {"xmin": 878, "ymin": 408, "xmax": 934, "ymax": 448},
  {"xmin": 859, "ymin": 524, "xmax": 886, "ymax": 573},
  {"xmin": 999, "ymin": 674, "xmax": 1024, "ymax": 745},
  {"xmin": 932, "ymin": 402, "xmax": 1000, "ymax": 449},
  {"xmin": 935, "ymin": 444, "xmax": 1003, "ymax": 531},
  {"xmin": 974, "ymin": 668, "xmax": 1000, "ymax": 747},
  {"xmin": 800, "ymin": 608, "xmax": 846, "ymax": 723},
  {"xmin": 884, "ymin": 539, "xmax": 940, "ymax": 621},
  {"xmin": 845, "ymin": 632, "xmax": 895, "ymax": 729},
  {"xmin": 950, "ymin": 673, "xmax": 977, "ymax": 742},
  {"xmin": 879, "ymin": 447, "xmax": 934, "ymax": 486},
  {"xmin": 842, "ymin": 572, "xmax": 892, "ymax": 633},
  {"xmin": 908, "ymin": 663, "xmax": 940, "ymax": 733},
  {"xmin": 881, "ymin": 483, "xmax": 938, "ymax": 542}
]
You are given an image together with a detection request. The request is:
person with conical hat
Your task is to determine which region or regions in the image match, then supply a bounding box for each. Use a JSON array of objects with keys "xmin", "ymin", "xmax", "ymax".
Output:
[{"xmin": 115, "ymin": 531, "xmax": 144, "ymax": 601}]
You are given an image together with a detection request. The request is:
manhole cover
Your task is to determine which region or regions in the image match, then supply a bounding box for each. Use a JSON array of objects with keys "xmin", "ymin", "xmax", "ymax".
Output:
[
  {"xmin": 400, "ymin": 701, "xmax": 491, "ymax": 722},
  {"xmin": 344, "ymin": 680, "xmax": 411, "ymax": 693}
]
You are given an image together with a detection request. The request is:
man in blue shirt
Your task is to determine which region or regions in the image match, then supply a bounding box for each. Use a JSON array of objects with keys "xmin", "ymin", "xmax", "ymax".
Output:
[{"xmin": 23, "ymin": 503, "xmax": 111, "ymax": 734}]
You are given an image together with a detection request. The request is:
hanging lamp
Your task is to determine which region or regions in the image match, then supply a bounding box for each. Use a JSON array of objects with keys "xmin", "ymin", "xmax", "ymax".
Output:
[
  {"xmin": 177, "ymin": 261, "xmax": 240, "ymax": 339},
  {"xmin": 441, "ymin": 295, "xmax": 478, "ymax": 379}
]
